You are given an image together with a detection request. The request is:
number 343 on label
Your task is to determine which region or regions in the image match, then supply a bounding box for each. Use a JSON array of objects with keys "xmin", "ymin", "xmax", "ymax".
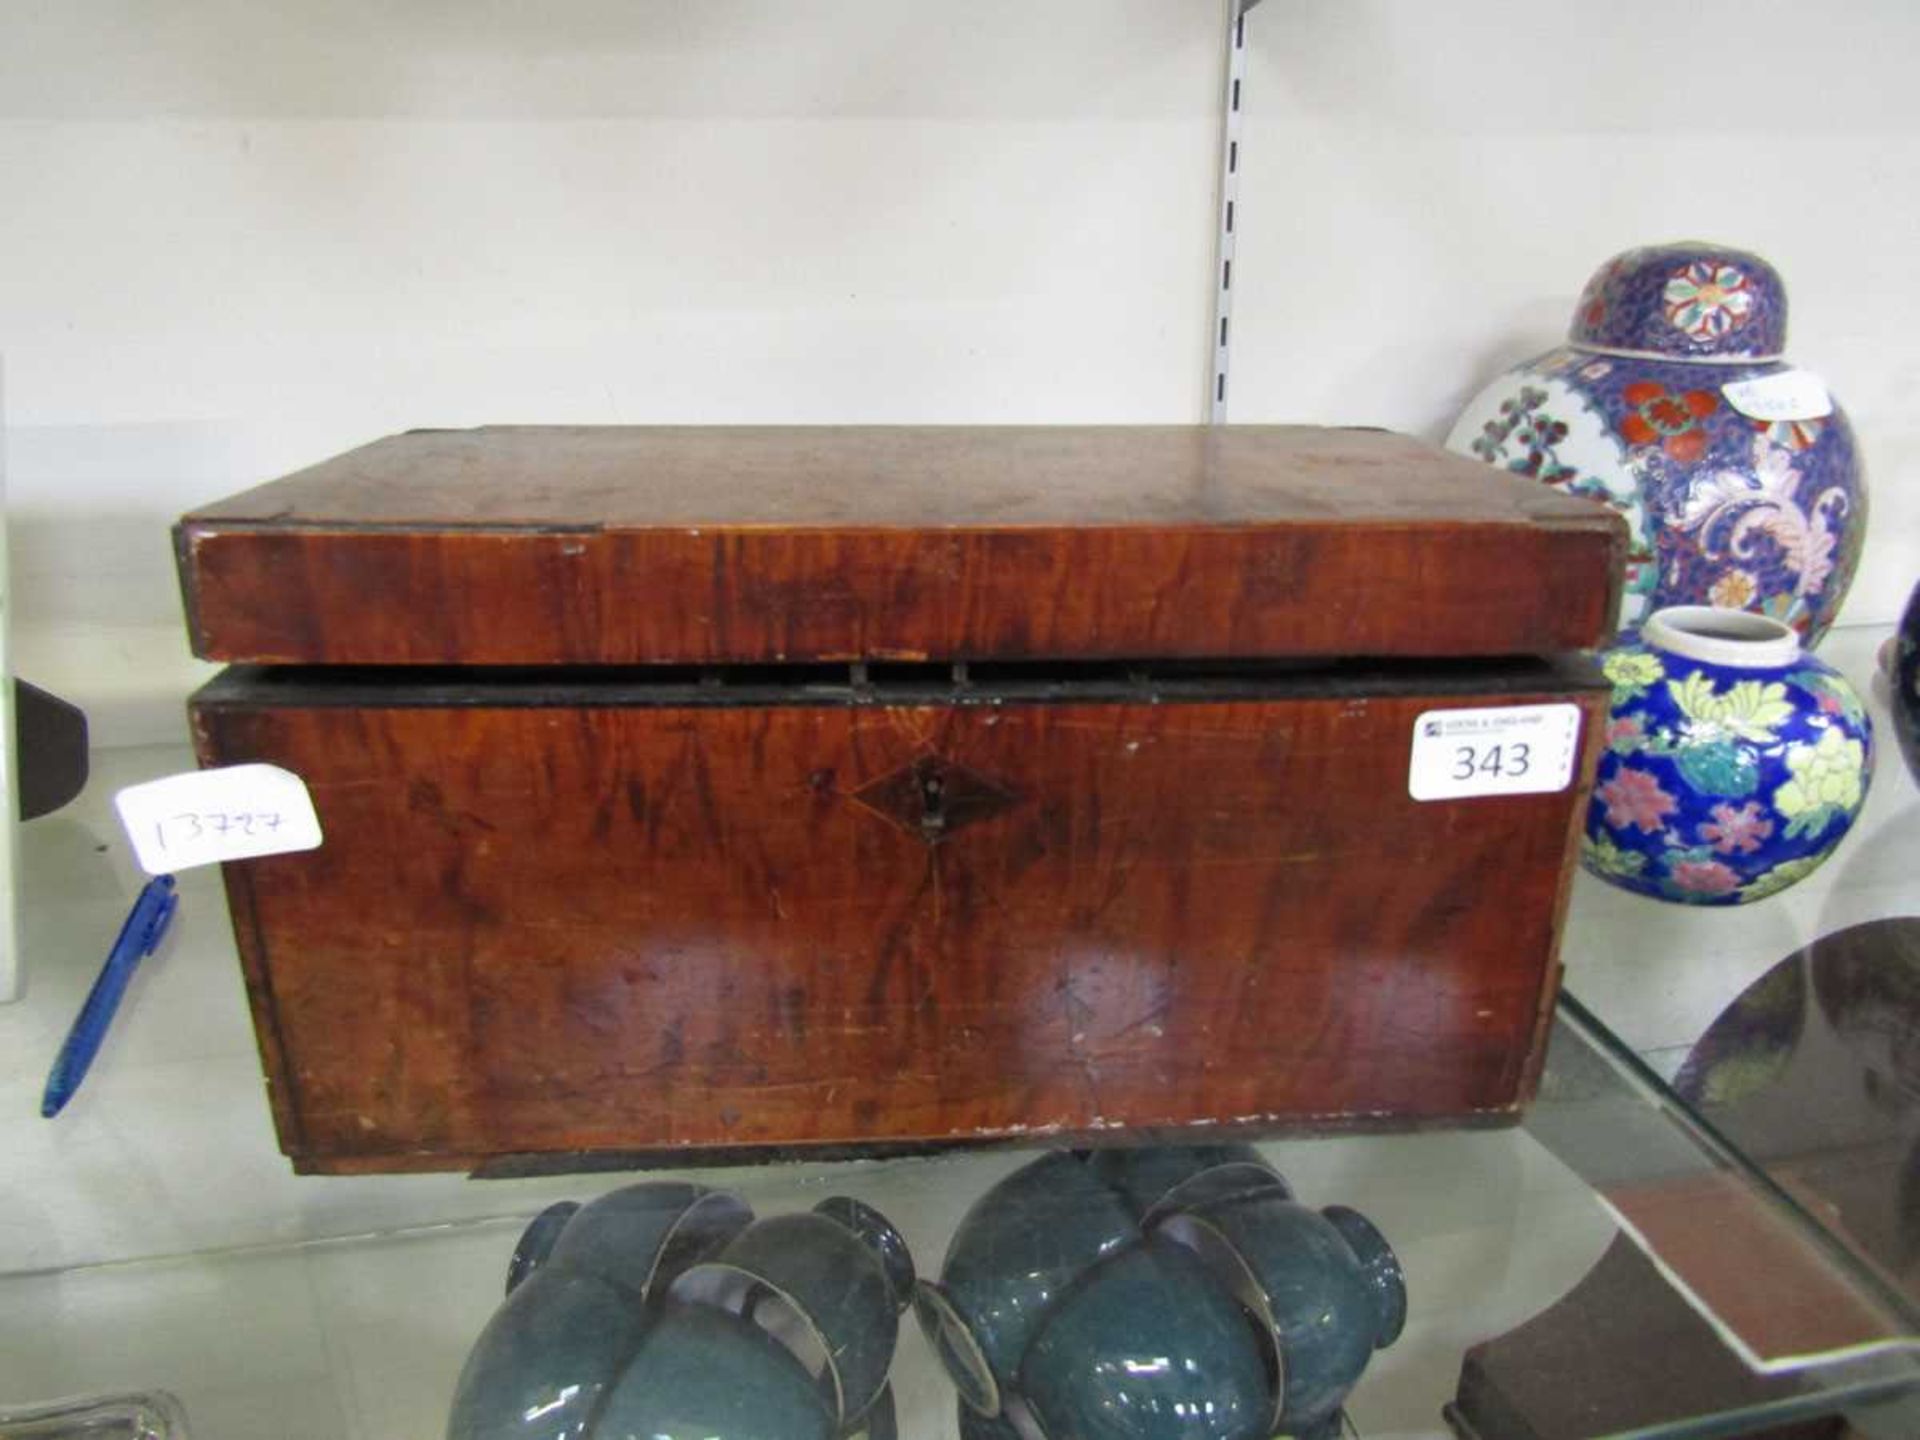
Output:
[{"xmin": 1407, "ymin": 704, "xmax": 1583, "ymax": 802}]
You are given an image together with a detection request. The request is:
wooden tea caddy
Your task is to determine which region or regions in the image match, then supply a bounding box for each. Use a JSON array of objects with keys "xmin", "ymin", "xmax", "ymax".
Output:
[{"xmin": 176, "ymin": 426, "xmax": 1624, "ymax": 1174}]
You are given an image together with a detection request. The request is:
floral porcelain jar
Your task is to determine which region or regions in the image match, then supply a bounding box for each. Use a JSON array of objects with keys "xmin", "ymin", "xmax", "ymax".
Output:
[
  {"xmin": 1585, "ymin": 606, "xmax": 1873, "ymax": 905},
  {"xmin": 1447, "ymin": 242, "xmax": 1867, "ymax": 644}
]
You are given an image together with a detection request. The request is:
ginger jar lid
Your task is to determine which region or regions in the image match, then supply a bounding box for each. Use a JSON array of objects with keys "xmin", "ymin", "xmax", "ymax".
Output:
[{"xmin": 1568, "ymin": 242, "xmax": 1787, "ymax": 362}]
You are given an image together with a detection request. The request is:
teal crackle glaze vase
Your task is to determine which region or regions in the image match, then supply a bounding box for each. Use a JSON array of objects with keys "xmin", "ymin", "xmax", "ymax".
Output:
[
  {"xmin": 447, "ymin": 1183, "xmax": 911, "ymax": 1440},
  {"xmin": 1584, "ymin": 606, "xmax": 1874, "ymax": 905},
  {"xmin": 915, "ymin": 1146, "xmax": 1404, "ymax": 1440},
  {"xmin": 1446, "ymin": 242, "xmax": 1867, "ymax": 645}
]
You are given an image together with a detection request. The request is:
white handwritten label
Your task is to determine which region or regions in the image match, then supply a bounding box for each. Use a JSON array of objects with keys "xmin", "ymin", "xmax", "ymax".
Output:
[
  {"xmin": 1408, "ymin": 704, "xmax": 1582, "ymax": 802},
  {"xmin": 1721, "ymin": 370, "xmax": 1832, "ymax": 423},
  {"xmin": 115, "ymin": 765, "xmax": 322, "ymax": 875}
]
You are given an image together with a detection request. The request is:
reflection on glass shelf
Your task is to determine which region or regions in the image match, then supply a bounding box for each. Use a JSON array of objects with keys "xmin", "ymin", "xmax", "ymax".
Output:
[
  {"xmin": 1670, "ymin": 916, "xmax": 1920, "ymax": 1308},
  {"xmin": 1450, "ymin": 994, "xmax": 1920, "ymax": 1440},
  {"xmin": 0, "ymin": 997, "xmax": 1914, "ymax": 1440},
  {"xmin": 1535, "ymin": 995, "xmax": 1919, "ymax": 1371},
  {"xmin": 0, "ymin": 1391, "xmax": 187, "ymax": 1440}
]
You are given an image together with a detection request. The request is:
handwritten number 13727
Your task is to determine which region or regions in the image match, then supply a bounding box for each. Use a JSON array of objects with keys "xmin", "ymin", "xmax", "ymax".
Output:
[
  {"xmin": 155, "ymin": 811, "xmax": 285, "ymax": 851},
  {"xmin": 1450, "ymin": 742, "xmax": 1530, "ymax": 782}
]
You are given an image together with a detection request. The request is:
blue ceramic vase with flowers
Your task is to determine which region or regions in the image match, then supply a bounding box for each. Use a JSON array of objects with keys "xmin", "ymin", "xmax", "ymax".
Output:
[
  {"xmin": 1447, "ymin": 242, "xmax": 1867, "ymax": 645},
  {"xmin": 1584, "ymin": 606, "xmax": 1873, "ymax": 905}
]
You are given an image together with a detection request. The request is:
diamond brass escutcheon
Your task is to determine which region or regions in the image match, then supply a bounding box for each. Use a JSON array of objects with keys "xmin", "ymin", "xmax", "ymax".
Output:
[{"xmin": 849, "ymin": 754, "xmax": 1021, "ymax": 843}]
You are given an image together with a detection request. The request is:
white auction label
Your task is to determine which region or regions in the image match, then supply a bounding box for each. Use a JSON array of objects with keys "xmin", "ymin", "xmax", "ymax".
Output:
[
  {"xmin": 1721, "ymin": 370, "xmax": 1832, "ymax": 423},
  {"xmin": 115, "ymin": 764, "xmax": 323, "ymax": 875},
  {"xmin": 1408, "ymin": 704, "xmax": 1583, "ymax": 802}
]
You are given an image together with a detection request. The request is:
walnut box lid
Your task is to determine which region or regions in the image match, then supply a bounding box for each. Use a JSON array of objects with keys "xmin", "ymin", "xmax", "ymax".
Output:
[{"xmin": 176, "ymin": 425, "xmax": 1625, "ymax": 667}]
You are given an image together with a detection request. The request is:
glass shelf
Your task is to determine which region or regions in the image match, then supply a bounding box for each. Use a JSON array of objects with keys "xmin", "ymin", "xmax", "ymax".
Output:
[{"xmin": 2, "ymin": 989, "xmax": 1916, "ymax": 1440}]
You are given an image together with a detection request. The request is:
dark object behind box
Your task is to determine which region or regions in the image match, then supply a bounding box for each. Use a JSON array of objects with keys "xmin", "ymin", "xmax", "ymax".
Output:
[{"xmin": 177, "ymin": 426, "xmax": 1624, "ymax": 1174}]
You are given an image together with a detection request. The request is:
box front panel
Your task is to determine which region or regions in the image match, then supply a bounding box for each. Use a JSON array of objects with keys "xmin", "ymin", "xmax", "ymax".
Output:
[{"xmin": 196, "ymin": 687, "xmax": 1600, "ymax": 1169}]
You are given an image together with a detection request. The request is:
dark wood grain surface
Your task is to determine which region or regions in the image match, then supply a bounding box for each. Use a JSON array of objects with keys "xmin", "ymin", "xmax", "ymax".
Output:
[
  {"xmin": 177, "ymin": 426, "xmax": 1626, "ymax": 665},
  {"xmin": 195, "ymin": 671, "xmax": 1606, "ymax": 1172}
]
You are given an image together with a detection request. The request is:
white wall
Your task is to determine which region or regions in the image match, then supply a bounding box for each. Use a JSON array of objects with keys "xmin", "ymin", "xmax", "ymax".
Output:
[
  {"xmin": 5, "ymin": 3, "xmax": 1916, "ymax": 750},
  {"xmin": 1234, "ymin": 0, "xmax": 1920, "ymax": 629},
  {"xmin": 1, "ymin": 0, "xmax": 1224, "ymax": 743}
]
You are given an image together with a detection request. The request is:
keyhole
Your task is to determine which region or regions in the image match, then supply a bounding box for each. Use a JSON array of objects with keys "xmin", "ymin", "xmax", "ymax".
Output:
[{"xmin": 919, "ymin": 771, "xmax": 947, "ymax": 837}]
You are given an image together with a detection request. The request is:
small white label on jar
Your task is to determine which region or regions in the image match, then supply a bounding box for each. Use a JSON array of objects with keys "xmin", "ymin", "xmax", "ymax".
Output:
[
  {"xmin": 1408, "ymin": 704, "xmax": 1583, "ymax": 802},
  {"xmin": 1721, "ymin": 371, "xmax": 1833, "ymax": 423},
  {"xmin": 116, "ymin": 765, "xmax": 323, "ymax": 874}
]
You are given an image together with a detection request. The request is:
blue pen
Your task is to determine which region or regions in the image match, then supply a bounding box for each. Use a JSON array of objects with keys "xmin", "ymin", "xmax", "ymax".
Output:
[{"xmin": 41, "ymin": 874, "xmax": 179, "ymax": 1118}]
